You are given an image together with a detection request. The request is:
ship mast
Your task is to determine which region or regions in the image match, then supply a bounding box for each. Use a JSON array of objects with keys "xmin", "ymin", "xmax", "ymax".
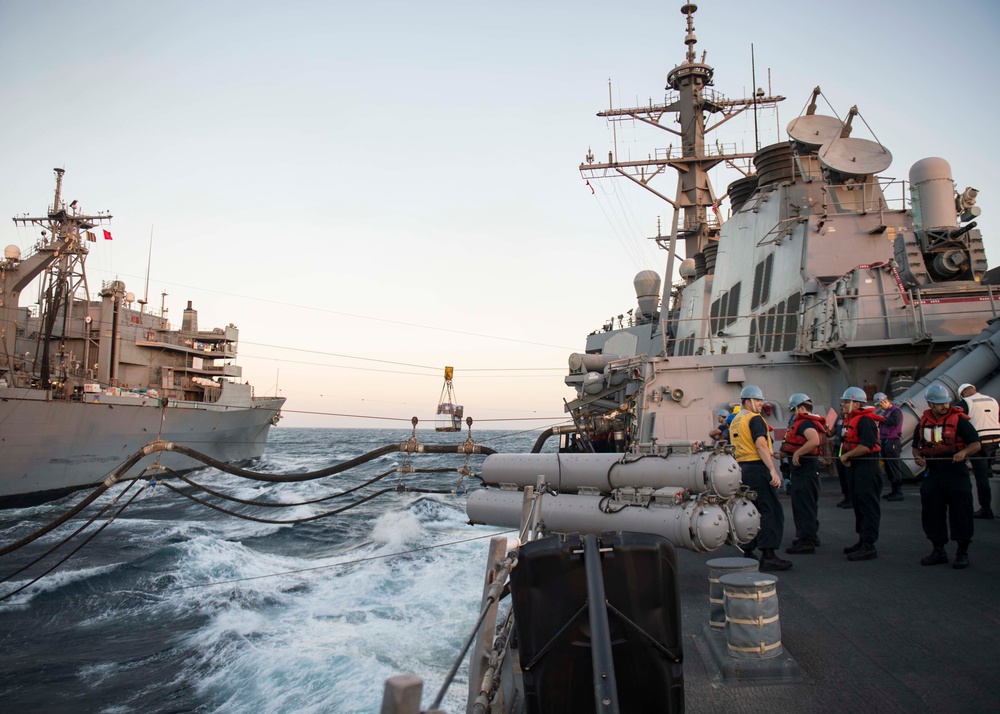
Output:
[
  {"xmin": 580, "ymin": 3, "xmax": 783, "ymax": 323},
  {"xmin": 9, "ymin": 169, "xmax": 112, "ymax": 389}
]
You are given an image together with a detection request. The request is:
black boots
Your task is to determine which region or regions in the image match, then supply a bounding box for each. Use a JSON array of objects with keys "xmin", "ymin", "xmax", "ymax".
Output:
[
  {"xmin": 759, "ymin": 548, "xmax": 793, "ymax": 571},
  {"xmin": 921, "ymin": 544, "xmax": 971, "ymax": 568},
  {"xmin": 843, "ymin": 540, "xmax": 863, "ymax": 554},
  {"xmin": 786, "ymin": 540, "xmax": 816, "ymax": 554},
  {"xmin": 847, "ymin": 541, "xmax": 877, "ymax": 561},
  {"xmin": 836, "ymin": 497, "xmax": 852, "ymax": 509},
  {"xmin": 920, "ymin": 546, "xmax": 949, "ymax": 566},
  {"xmin": 954, "ymin": 542, "xmax": 970, "ymax": 570},
  {"xmin": 973, "ymin": 506, "xmax": 995, "ymax": 520},
  {"xmin": 883, "ymin": 486, "xmax": 904, "ymax": 502}
]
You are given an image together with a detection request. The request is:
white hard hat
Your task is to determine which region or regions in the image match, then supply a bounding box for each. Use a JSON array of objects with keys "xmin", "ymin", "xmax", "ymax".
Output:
[{"xmin": 958, "ymin": 383, "xmax": 976, "ymax": 396}]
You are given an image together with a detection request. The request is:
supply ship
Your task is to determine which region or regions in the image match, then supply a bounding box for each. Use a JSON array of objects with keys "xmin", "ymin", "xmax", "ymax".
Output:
[{"xmin": 0, "ymin": 168, "xmax": 285, "ymax": 507}]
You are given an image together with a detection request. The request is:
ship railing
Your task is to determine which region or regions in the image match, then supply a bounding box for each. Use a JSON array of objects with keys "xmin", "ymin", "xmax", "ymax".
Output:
[
  {"xmin": 821, "ymin": 177, "xmax": 908, "ymax": 214},
  {"xmin": 675, "ymin": 212, "xmax": 720, "ymax": 233},
  {"xmin": 652, "ymin": 141, "xmax": 740, "ymax": 162}
]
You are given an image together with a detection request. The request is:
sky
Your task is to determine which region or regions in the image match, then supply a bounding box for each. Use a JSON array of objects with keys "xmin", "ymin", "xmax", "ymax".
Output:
[{"xmin": 1, "ymin": 0, "xmax": 998, "ymax": 430}]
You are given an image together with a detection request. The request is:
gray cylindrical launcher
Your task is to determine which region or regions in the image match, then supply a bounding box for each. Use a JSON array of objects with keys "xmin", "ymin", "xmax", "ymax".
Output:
[
  {"xmin": 480, "ymin": 450, "xmax": 742, "ymax": 498},
  {"xmin": 466, "ymin": 489, "xmax": 759, "ymax": 553}
]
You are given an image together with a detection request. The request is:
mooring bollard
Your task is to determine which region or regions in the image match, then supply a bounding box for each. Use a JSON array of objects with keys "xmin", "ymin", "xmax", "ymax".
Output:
[
  {"xmin": 720, "ymin": 572, "xmax": 783, "ymax": 659},
  {"xmin": 706, "ymin": 556, "xmax": 759, "ymax": 630}
]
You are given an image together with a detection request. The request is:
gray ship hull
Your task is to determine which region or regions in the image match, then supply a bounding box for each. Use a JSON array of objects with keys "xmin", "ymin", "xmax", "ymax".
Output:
[{"xmin": 0, "ymin": 385, "xmax": 284, "ymax": 506}]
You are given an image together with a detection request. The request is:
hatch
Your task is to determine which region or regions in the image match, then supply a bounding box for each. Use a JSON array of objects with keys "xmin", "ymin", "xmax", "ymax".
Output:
[{"xmin": 435, "ymin": 365, "xmax": 464, "ymax": 432}]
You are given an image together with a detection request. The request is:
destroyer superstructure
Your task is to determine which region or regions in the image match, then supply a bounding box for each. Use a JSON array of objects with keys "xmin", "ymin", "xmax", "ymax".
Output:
[
  {"xmin": 565, "ymin": 3, "xmax": 997, "ymax": 459},
  {"xmin": 0, "ymin": 169, "xmax": 284, "ymax": 506}
]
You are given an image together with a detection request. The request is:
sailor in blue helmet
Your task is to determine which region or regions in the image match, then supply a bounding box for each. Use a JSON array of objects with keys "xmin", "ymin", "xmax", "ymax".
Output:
[
  {"xmin": 781, "ymin": 393, "xmax": 825, "ymax": 554},
  {"xmin": 708, "ymin": 408, "xmax": 730, "ymax": 444},
  {"xmin": 728, "ymin": 385, "xmax": 792, "ymax": 571},
  {"xmin": 913, "ymin": 383, "xmax": 981, "ymax": 569},
  {"xmin": 839, "ymin": 387, "xmax": 883, "ymax": 561},
  {"xmin": 874, "ymin": 392, "xmax": 905, "ymax": 501}
]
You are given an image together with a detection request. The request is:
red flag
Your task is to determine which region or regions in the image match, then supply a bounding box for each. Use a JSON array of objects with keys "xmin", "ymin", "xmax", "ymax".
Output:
[
  {"xmin": 103, "ymin": 229, "xmax": 113, "ymax": 241},
  {"xmin": 585, "ymin": 180, "xmax": 595, "ymax": 195}
]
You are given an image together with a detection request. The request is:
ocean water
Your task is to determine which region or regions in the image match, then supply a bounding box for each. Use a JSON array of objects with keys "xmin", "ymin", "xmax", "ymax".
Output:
[{"xmin": 0, "ymin": 427, "xmax": 543, "ymax": 713}]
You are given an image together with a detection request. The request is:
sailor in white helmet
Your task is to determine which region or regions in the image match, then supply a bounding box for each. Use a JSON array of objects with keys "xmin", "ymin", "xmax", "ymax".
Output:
[{"xmin": 956, "ymin": 383, "xmax": 999, "ymax": 519}]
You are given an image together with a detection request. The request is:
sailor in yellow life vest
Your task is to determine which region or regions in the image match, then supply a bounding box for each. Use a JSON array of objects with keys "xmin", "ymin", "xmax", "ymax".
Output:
[{"xmin": 729, "ymin": 385, "xmax": 792, "ymax": 571}]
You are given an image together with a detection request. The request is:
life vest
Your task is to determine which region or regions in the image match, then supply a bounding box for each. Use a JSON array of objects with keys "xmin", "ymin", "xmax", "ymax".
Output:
[
  {"xmin": 961, "ymin": 394, "xmax": 1000, "ymax": 444},
  {"xmin": 729, "ymin": 410, "xmax": 771, "ymax": 462},
  {"xmin": 780, "ymin": 413, "xmax": 826, "ymax": 455},
  {"xmin": 916, "ymin": 407, "xmax": 970, "ymax": 458},
  {"xmin": 878, "ymin": 405, "xmax": 903, "ymax": 441},
  {"xmin": 843, "ymin": 407, "xmax": 883, "ymax": 454}
]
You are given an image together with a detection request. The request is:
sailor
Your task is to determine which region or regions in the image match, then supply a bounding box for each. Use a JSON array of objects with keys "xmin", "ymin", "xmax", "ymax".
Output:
[
  {"xmin": 874, "ymin": 392, "xmax": 905, "ymax": 501},
  {"xmin": 840, "ymin": 387, "xmax": 883, "ymax": 561},
  {"xmin": 828, "ymin": 407, "xmax": 852, "ymax": 509},
  {"xmin": 729, "ymin": 385, "xmax": 792, "ymax": 571},
  {"xmin": 782, "ymin": 393, "xmax": 825, "ymax": 554},
  {"xmin": 708, "ymin": 408, "xmax": 730, "ymax": 444},
  {"xmin": 956, "ymin": 383, "xmax": 998, "ymax": 519},
  {"xmin": 913, "ymin": 383, "xmax": 980, "ymax": 569}
]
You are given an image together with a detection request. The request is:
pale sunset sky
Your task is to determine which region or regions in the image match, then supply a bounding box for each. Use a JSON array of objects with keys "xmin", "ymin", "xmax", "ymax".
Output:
[{"xmin": 2, "ymin": 0, "xmax": 997, "ymax": 429}]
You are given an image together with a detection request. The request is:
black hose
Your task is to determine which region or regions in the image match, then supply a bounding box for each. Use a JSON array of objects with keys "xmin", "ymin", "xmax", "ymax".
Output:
[
  {"xmin": 164, "ymin": 442, "xmax": 496, "ymax": 483},
  {"xmin": 0, "ymin": 446, "xmax": 155, "ymax": 557},
  {"xmin": 531, "ymin": 428, "xmax": 555, "ymax": 453}
]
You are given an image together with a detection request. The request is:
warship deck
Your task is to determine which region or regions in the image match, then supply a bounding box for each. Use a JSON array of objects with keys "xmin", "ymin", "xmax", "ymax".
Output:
[{"xmin": 677, "ymin": 477, "xmax": 999, "ymax": 713}]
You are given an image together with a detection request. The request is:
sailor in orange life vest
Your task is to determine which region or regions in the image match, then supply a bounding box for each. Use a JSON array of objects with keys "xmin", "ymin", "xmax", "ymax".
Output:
[
  {"xmin": 912, "ymin": 383, "xmax": 981, "ymax": 569},
  {"xmin": 839, "ymin": 387, "xmax": 883, "ymax": 561},
  {"xmin": 728, "ymin": 385, "xmax": 793, "ymax": 571},
  {"xmin": 956, "ymin": 383, "xmax": 998, "ymax": 520},
  {"xmin": 782, "ymin": 393, "xmax": 825, "ymax": 554}
]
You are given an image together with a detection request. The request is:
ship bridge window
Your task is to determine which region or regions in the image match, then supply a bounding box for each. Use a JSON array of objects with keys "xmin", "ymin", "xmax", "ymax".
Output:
[
  {"xmin": 747, "ymin": 290, "xmax": 802, "ymax": 353},
  {"xmin": 710, "ymin": 281, "xmax": 742, "ymax": 335},
  {"xmin": 751, "ymin": 254, "xmax": 774, "ymax": 310},
  {"xmin": 726, "ymin": 282, "xmax": 741, "ymax": 325},
  {"xmin": 784, "ymin": 292, "xmax": 801, "ymax": 350}
]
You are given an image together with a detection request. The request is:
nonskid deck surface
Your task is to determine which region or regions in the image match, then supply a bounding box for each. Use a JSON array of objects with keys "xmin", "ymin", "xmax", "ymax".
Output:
[{"xmin": 676, "ymin": 478, "xmax": 998, "ymax": 713}]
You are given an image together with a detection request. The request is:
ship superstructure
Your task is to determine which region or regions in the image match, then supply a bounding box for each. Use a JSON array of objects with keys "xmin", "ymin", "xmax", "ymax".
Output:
[
  {"xmin": 564, "ymin": 3, "xmax": 996, "ymax": 459},
  {"xmin": 0, "ymin": 169, "xmax": 285, "ymax": 506}
]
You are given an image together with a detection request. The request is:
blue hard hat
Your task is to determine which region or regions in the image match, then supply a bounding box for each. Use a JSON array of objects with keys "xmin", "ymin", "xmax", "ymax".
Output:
[
  {"xmin": 789, "ymin": 392, "xmax": 811, "ymax": 410},
  {"xmin": 873, "ymin": 392, "xmax": 888, "ymax": 403},
  {"xmin": 925, "ymin": 383, "xmax": 952, "ymax": 404},
  {"xmin": 740, "ymin": 385, "xmax": 764, "ymax": 400},
  {"xmin": 717, "ymin": 409, "xmax": 729, "ymax": 418},
  {"xmin": 840, "ymin": 386, "xmax": 867, "ymax": 403}
]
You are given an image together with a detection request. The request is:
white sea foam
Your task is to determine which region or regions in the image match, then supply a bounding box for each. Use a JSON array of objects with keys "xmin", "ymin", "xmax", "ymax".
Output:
[
  {"xmin": 0, "ymin": 562, "xmax": 120, "ymax": 608},
  {"xmin": 171, "ymin": 501, "xmax": 504, "ymax": 712},
  {"xmin": 1, "ymin": 428, "xmax": 533, "ymax": 712}
]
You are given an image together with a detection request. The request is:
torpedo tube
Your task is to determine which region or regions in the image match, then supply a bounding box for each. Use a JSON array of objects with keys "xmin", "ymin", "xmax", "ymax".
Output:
[{"xmin": 467, "ymin": 445, "xmax": 761, "ymax": 552}]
